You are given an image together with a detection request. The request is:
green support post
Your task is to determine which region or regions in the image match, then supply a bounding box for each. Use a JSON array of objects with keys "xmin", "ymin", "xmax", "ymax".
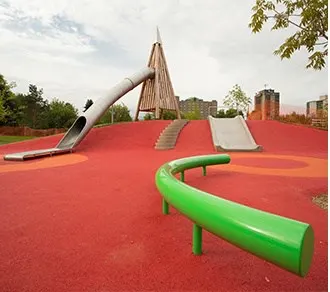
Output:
[
  {"xmin": 202, "ymin": 166, "xmax": 207, "ymax": 176},
  {"xmin": 180, "ymin": 171, "xmax": 185, "ymax": 182},
  {"xmin": 193, "ymin": 224, "xmax": 202, "ymax": 255},
  {"xmin": 162, "ymin": 198, "xmax": 169, "ymax": 215}
]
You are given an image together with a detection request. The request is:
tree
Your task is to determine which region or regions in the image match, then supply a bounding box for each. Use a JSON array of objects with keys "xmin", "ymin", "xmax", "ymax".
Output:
[
  {"xmin": 185, "ymin": 111, "xmax": 201, "ymax": 120},
  {"xmin": 144, "ymin": 113, "xmax": 155, "ymax": 120},
  {"xmin": 45, "ymin": 98, "xmax": 78, "ymax": 129},
  {"xmin": 0, "ymin": 74, "xmax": 22, "ymax": 126},
  {"xmin": 183, "ymin": 98, "xmax": 201, "ymax": 120},
  {"xmin": 83, "ymin": 99, "xmax": 93, "ymax": 112},
  {"xmin": 19, "ymin": 84, "xmax": 49, "ymax": 128},
  {"xmin": 216, "ymin": 109, "xmax": 226, "ymax": 118},
  {"xmin": 216, "ymin": 108, "xmax": 244, "ymax": 118},
  {"xmin": 98, "ymin": 103, "xmax": 132, "ymax": 124},
  {"xmin": 278, "ymin": 111, "xmax": 312, "ymax": 125},
  {"xmin": 162, "ymin": 110, "xmax": 177, "ymax": 120},
  {"xmin": 249, "ymin": 0, "xmax": 328, "ymax": 70},
  {"xmin": 225, "ymin": 108, "xmax": 244, "ymax": 118},
  {"xmin": 185, "ymin": 104, "xmax": 201, "ymax": 120},
  {"xmin": 0, "ymin": 96, "xmax": 7, "ymax": 122},
  {"xmin": 223, "ymin": 84, "xmax": 251, "ymax": 116}
]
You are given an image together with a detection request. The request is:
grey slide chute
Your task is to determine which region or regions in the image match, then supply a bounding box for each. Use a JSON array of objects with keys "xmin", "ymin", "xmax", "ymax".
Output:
[
  {"xmin": 208, "ymin": 115, "xmax": 262, "ymax": 151},
  {"xmin": 4, "ymin": 67, "xmax": 155, "ymax": 161}
]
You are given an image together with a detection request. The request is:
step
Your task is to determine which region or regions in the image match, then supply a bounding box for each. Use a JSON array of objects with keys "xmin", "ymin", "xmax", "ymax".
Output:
[
  {"xmin": 157, "ymin": 137, "xmax": 179, "ymax": 143},
  {"xmin": 159, "ymin": 132, "xmax": 180, "ymax": 138},
  {"xmin": 162, "ymin": 125, "xmax": 185, "ymax": 131},
  {"xmin": 154, "ymin": 119, "xmax": 189, "ymax": 150},
  {"xmin": 160, "ymin": 130, "xmax": 180, "ymax": 136},
  {"xmin": 155, "ymin": 145, "xmax": 175, "ymax": 150}
]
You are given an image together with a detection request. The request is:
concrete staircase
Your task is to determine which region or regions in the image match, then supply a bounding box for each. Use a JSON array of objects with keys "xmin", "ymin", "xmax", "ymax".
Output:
[{"xmin": 155, "ymin": 119, "xmax": 189, "ymax": 150}]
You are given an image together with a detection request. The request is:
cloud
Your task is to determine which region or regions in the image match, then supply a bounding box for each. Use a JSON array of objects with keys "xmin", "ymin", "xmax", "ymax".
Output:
[{"xmin": 0, "ymin": 0, "xmax": 327, "ymax": 117}]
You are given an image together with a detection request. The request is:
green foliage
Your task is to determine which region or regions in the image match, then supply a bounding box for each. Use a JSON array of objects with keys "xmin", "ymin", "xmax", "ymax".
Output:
[
  {"xmin": 98, "ymin": 103, "xmax": 132, "ymax": 124},
  {"xmin": 216, "ymin": 108, "xmax": 244, "ymax": 118},
  {"xmin": 112, "ymin": 104, "xmax": 133, "ymax": 122},
  {"xmin": 0, "ymin": 74, "xmax": 79, "ymax": 129},
  {"xmin": 11, "ymin": 93, "xmax": 27, "ymax": 126},
  {"xmin": 143, "ymin": 111, "xmax": 182, "ymax": 120},
  {"xmin": 223, "ymin": 84, "xmax": 251, "ymax": 115},
  {"xmin": 19, "ymin": 84, "xmax": 49, "ymax": 128},
  {"xmin": 183, "ymin": 99, "xmax": 202, "ymax": 120},
  {"xmin": 162, "ymin": 110, "xmax": 177, "ymax": 120},
  {"xmin": 83, "ymin": 99, "xmax": 93, "ymax": 112},
  {"xmin": 249, "ymin": 0, "xmax": 328, "ymax": 70},
  {"xmin": 216, "ymin": 109, "xmax": 226, "ymax": 118},
  {"xmin": 187, "ymin": 97, "xmax": 199, "ymax": 101},
  {"xmin": 44, "ymin": 98, "xmax": 78, "ymax": 129},
  {"xmin": 185, "ymin": 109, "xmax": 201, "ymax": 120},
  {"xmin": 278, "ymin": 111, "xmax": 312, "ymax": 124},
  {"xmin": 0, "ymin": 135, "xmax": 36, "ymax": 145},
  {"xmin": 144, "ymin": 113, "xmax": 155, "ymax": 120},
  {"xmin": 0, "ymin": 96, "xmax": 7, "ymax": 122},
  {"xmin": 185, "ymin": 112, "xmax": 201, "ymax": 120},
  {"xmin": 0, "ymin": 74, "xmax": 20, "ymax": 125}
]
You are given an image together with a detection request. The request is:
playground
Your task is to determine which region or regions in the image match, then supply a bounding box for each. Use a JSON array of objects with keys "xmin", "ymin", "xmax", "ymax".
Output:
[
  {"xmin": 0, "ymin": 32, "xmax": 328, "ymax": 292},
  {"xmin": 0, "ymin": 119, "xmax": 327, "ymax": 291}
]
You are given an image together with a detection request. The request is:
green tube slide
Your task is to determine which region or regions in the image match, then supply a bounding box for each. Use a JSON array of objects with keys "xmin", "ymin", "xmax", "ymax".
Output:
[{"xmin": 155, "ymin": 154, "xmax": 314, "ymax": 277}]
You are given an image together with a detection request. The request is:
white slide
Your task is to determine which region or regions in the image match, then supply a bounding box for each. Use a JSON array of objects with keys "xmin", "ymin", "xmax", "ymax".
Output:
[{"xmin": 208, "ymin": 115, "xmax": 262, "ymax": 151}]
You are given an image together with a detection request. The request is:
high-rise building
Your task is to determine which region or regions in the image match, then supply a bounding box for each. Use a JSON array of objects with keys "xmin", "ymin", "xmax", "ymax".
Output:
[
  {"xmin": 306, "ymin": 95, "xmax": 328, "ymax": 117},
  {"xmin": 253, "ymin": 89, "xmax": 280, "ymax": 120},
  {"xmin": 176, "ymin": 97, "xmax": 217, "ymax": 119}
]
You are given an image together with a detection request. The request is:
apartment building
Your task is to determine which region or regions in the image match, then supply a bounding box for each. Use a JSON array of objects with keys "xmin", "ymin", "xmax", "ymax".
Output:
[
  {"xmin": 254, "ymin": 89, "xmax": 280, "ymax": 120},
  {"xmin": 306, "ymin": 95, "xmax": 328, "ymax": 117},
  {"xmin": 177, "ymin": 96, "xmax": 218, "ymax": 119}
]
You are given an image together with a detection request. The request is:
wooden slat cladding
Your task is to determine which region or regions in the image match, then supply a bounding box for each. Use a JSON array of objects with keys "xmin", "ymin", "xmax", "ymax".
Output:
[{"xmin": 135, "ymin": 41, "xmax": 181, "ymax": 119}]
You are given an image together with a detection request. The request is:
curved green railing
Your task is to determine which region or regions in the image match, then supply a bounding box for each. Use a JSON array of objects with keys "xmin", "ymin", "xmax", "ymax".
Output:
[{"xmin": 155, "ymin": 154, "xmax": 314, "ymax": 277}]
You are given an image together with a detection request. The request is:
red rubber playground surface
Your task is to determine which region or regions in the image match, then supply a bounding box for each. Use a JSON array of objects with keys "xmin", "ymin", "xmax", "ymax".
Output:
[{"xmin": 0, "ymin": 120, "xmax": 328, "ymax": 292}]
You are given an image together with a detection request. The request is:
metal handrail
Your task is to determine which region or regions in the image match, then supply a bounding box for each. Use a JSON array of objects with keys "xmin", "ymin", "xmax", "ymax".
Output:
[{"xmin": 155, "ymin": 154, "xmax": 314, "ymax": 277}]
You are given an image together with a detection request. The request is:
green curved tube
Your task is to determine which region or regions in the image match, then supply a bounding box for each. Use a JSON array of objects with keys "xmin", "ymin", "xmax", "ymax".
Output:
[{"xmin": 155, "ymin": 154, "xmax": 314, "ymax": 277}]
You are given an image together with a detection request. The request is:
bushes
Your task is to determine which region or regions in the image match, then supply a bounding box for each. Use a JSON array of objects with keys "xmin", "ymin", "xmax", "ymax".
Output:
[{"xmin": 277, "ymin": 112, "xmax": 312, "ymax": 125}]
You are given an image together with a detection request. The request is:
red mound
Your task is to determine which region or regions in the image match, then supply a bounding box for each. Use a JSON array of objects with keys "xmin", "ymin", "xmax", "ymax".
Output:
[
  {"xmin": 176, "ymin": 120, "xmax": 214, "ymax": 153},
  {"xmin": 0, "ymin": 120, "xmax": 327, "ymax": 292},
  {"xmin": 247, "ymin": 120, "xmax": 328, "ymax": 156}
]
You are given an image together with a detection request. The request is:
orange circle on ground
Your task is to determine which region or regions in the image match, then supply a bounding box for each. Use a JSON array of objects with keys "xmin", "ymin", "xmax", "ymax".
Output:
[
  {"xmin": 232, "ymin": 157, "xmax": 308, "ymax": 169},
  {"xmin": 0, "ymin": 154, "xmax": 88, "ymax": 173},
  {"xmin": 209, "ymin": 154, "xmax": 327, "ymax": 178}
]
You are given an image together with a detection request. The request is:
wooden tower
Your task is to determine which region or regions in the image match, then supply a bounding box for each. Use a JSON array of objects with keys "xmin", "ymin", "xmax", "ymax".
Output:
[{"xmin": 135, "ymin": 28, "xmax": 181, "ymax": 120}]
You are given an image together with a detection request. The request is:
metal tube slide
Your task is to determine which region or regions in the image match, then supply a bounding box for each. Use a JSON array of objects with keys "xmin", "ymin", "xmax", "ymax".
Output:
[
  {"xmin": 155, "ymin": 154, "xmax": 314, "ymax": 277},
  {"xmin": 3, "ymin": 67, "xmax": 155, "ymax": 161},
  {"xmin": 57, "ymin": 67, "xmax": 155, "ymax": 149}
]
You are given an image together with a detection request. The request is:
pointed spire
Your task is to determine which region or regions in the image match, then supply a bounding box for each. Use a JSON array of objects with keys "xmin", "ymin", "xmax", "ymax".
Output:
[
  {"xmin": 156, "ymin": 26, "xmax": 162, "ymax": 45},
  {"xmin": 134, "ymin": 29, "xmax": 181, "ymax": 120}
]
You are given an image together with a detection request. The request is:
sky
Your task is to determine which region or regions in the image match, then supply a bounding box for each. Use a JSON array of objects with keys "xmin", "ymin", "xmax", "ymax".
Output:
[{"xmin": 0, "ymin": 0, "xmax": 328, "ymax": 117}]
